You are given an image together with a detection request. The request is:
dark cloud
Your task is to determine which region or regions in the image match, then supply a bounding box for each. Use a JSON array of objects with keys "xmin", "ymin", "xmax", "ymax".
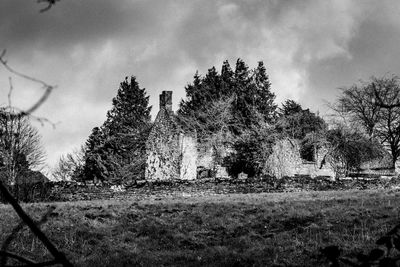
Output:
[
  {"xmin": 302, "ymin": 1, "xmax": 400, "ymax": 111},
  {"xmin": 0, "ymin": 0, "xmax": 172, "ymax": 52}
]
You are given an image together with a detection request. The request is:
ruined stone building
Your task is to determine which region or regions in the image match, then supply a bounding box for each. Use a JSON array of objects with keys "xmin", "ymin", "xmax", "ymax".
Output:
[
  {"xmin": 144, "ymin": 91, "xmax": 397, "ymax": 180},
  {"xmin": 145, "ymin": 91, "xmax": 228, "ymax": 180},
  {"xmin": 145, "ymin": 91, "xmax": 198, "ymax": 180},
  {"xmin": 265, "ymin": 138, "xmax": 335, "ymax": 179},
  {"xmin": 145, "ymin": 91, "xmax": 335, "ymax": 181}
]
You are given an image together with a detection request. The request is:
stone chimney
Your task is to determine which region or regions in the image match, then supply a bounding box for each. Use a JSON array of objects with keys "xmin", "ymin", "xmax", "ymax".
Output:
[{"xmin": 160, "ymin": 91, "xmax": 172, "ymax": 111}]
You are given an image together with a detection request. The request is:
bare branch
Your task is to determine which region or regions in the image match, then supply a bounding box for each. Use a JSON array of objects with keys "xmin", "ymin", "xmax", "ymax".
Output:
[
  {"xmin": 0, "ymin": 50, "xmax": 56, "ymax": 118},
  {"xmin": 0, "ymin": 251, "xmax": 36, "ymax": 265},
  {"xmin": 0, "ymin": 180, "xmax": 73, "ymax": 267},
  {"xmin": 0, "ymin": 50, "xmax": 53, "ymax": 88},
  {"xmin": 333, "ymin": 76, "xmax": 400, "ymax": 166},
  {"xmin": 7, "ymin": 77, "xmax": 13, "ymax": 109},
  {"xmin": 37, "ymin": 0, "xmax": 60, "ymax": 13},
  {"xmin": 1, "ymin": 221, "xmax": 25, "ymax": 264},
  {"xmin": 1, "ymin": 205, "xmax": 56, "ymax": 266},
  {"xmin": 372, "ymin": 82, "xmax": 400, "ymax": 109}
]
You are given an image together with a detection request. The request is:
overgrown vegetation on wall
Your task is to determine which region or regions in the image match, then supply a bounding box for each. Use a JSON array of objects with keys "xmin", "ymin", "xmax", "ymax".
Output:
[{"xmin": 178, "ymin": 59, "xmax": 278, "ymax": 177}]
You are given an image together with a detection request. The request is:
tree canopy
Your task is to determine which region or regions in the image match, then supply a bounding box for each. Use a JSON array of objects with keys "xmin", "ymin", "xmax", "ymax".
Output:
[
  {"xmin": 276, "ymin": 99, "xmax": 326, "ymax": 140},
  {"xmin": 0, "ymin": 109, "xmax": 46, "ymax": 185},
  {"xmin": 81, "ymin": 76, "xmax": 152, "ymax": 183},
  {"xmin": 179, "ymin": 59, "xmax": 278, "ymax": 177},
  {"xmin": 179, "ymin": 59, "xmax": 277, "ymax": 133},
  {"xmin": 334, "ymin": 76, "xmax": 400, "ymax": 166}
]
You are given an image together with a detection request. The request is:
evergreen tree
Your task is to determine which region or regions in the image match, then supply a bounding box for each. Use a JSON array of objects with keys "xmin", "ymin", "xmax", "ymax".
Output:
[
  {"xmin": 82, "ymin": 76, "xmax": 152, "ymax": 183},
  {"xmin": 85, "ymin": 127, "xmax": 103, "ymax": 152},
  {"xmin": 104, "ymin": 76, "xmax": 151, "ymax": 136},
  {"xmin": 252, "ymin": 61, "xmax": 277, "ymax": 122},
  {"xmin": 178, "ymin": 59, "xmax": 278, "ymax": 177},
  {"xmin": 230, "ymin": 59, "xmax": 277, "ymax": 132},
  {"xmin": 281, "ymin": 99, "xmax": 302, "ymax": 116},
  {"xmin": 220, "ymin": 60, "xmax": 235, "ymax": 96},
  {"xmin": 234, "ymin": 58, "xmax": 251, "ymax": 89},
  {"xmin": 202, "ymin": 67, "xmax": 220, "ymax": 98},
  {"xmin": 276, "ymin": 100, "xmax": 326, "ymax": 140},
  {"xmin": 179, "ymin": 59, "xmax": 277, "ymax": 130},
  {"xmin": 275, "ymin": 99, "xmax": 327, "ymax": 161},
  {"xmin": 178, "ymin": 71, "xmax": 202, "ymax": 117}
]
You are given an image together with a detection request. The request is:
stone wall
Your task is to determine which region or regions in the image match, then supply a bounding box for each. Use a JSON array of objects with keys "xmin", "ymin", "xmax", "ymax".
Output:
[
  {"xmin": 197, "ymin": 142, "xmax": 214, "ymax": 170},
  {"xmin": 360, "ymin": 150, "xmax": 393, "ymax": 170},
  {"xmin": 295, "ymin": 162, "xmax": 335, "ymax": 178},
  {"xmin": 145, "ymin": 107, "xmax": 181, "ymax": 180},
  {"xmin": 265, "ymin": 139, "xmax": 303, "ymax": 178},
  {"xmin": 179, "ymin": 134, "xmax": 197, "ymax": 180},
  {"xmin": 296, "ymin": 145, "xmax": 335, "ymax": 178},
  {"xmin": 145, "ymin": 91, "xmax": 197, "ymax": 181},
  {"xmin": 17, "ymin": 176, "xmax": 400, "ymax": 203},
  {"xmin": 265, "ymin": 138, "xmax": 335, "ymax": 179}
]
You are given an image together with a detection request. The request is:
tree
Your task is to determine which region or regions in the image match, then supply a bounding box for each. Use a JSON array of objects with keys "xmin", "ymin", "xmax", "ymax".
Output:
[
  {"xmin": 0, "ymin": 109, "xmax": 46, "ymax": 186},
  {"xmin": 178, "ymin": 96, "xmax": 237, "ymax": 170},
  {"xmin": 281, "ymin": 99, "xmax": 302, "ymax": 116},
  {"xmin": 335, "ymin": 82, "xmax": 380, "ymax": 137},
  {"xmin": 52, "ymin": 146, "xmax": 85, "ymax": 181},
  {"xmin": 82, "ymin": 76, "xmax": 152, "ymax": 183},
  {"xmin": 179, "ymin": 59, "xmax": 277, "ymax": 129},
  {"xmin": 251, "ymin": 61, "xmax": 277, "ymax": 122},
  {"xmin": 220, "ymin": 60, "xmax": 235, "ymax": 96},
  {"xmin": 275, "ymin": 100, "xmax": 326, "ymax": 162},
  {"xmin": 371, "ymin": 77, "xmax": 400, "ymax": 167},
  {"xmin": 335, "ymin": 76, "xmax": 400, "ymax": 166},
  {"xmin": 178, "ymin": 59, "xmax": 278, "ymax": 177},
  {"xmin": 225, "ymin": 112, "xmax": 277, "ymax": 177},
  {"xmin": 230, "ymin": 60, "xmax": 277, "ymax": 130},
  {"xmin": 103, "ymin": 76, "xmax": 151, "ymax": 136},
  {"xmin": 276, "ymin": 99, "xmax": 326, "ymax": 141},
  {"xmin": 324, "ymin": 125, "xmax": 383, "ymax": 178}
]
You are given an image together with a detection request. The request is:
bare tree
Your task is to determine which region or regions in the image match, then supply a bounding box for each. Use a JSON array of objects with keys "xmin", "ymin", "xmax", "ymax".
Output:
[
  {"xmin": 371, "ymin": 76, "xmax": 400, "ymax": 167},
  {"xmin": 0, "ymin": 108, "xmax": 47, "ymax": 186},
  {"xmin": 177, "ymin": 96, "xmax": 237, "ymax": 167},
  {"xmin": 335, "ymin": 81, "xmax": 381, "ymax": 137},
  {"xmin": 334, "ymin": 76, "xmax": 400, "ymax": 167},
  {"xmin": 52, "ymin": 146, "xmax": 85, "ymax": 181}
]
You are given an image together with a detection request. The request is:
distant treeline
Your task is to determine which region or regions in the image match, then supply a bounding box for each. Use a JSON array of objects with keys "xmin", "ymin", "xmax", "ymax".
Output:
[{"xmin": 53, "ymin": 59, "xmax": 400, "ymax": 183}]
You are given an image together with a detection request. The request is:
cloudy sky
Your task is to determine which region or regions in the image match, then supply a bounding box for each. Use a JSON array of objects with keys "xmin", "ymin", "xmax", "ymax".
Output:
[{"xmin": 1, "ymin": 0, "xmax": 400, "ymax": 172}]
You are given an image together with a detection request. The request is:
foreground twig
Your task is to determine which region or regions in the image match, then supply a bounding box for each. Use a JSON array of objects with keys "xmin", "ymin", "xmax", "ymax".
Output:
[
  {"xmin": 37, "ymin": 0, "xmax": 60, "ymax": 13},
  {"xmin": 0, "ymin": 251, "xmax": 35, "ymax": 265},
  {"xmin": 0, "ymin": 49, "xmax": 55, "ymax": 118},
  {"xmin": 1, "ymin": 206, "xmax": 56, "ymax": 266},
  {"xmin": 0, "ymin": 180, "xmax": 73, "ymax": 267}
]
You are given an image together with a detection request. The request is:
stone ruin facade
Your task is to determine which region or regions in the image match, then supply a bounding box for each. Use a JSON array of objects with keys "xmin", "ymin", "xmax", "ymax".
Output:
[
  {"xmin": 145, "ymin": 91, "xmax": 198, "ymax": 180},
  {"xmin": 145, "ymin": 91, "xmax": 229, "ymax": 181},
  {"xmin": 145, "ymin": 91, "xmax": 336, "ymax": 181},
  {"xmin": 265, "ymin": 138, "xmax": 335, "ymax": 179}
]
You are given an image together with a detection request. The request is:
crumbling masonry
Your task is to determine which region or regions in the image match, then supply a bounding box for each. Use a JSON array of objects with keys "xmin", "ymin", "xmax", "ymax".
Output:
[
  {"xmin": 145, "ymin": 91, "xmax": 336, "ymax": 180},
  {"xmin": 145, "ymin": 91, "xmax": 198, "ymax": 180}
]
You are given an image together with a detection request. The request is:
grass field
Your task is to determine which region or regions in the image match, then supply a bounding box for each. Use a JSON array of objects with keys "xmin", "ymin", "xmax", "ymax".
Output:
[{"xmin": 2, "ymin": 189, "xmax": 400, "ymax": 266}]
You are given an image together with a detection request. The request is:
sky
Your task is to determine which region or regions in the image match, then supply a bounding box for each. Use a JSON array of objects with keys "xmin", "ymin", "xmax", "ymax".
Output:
[{"xmin": 1, "ymin": 0, "xmax": 400, "ymax": 173}]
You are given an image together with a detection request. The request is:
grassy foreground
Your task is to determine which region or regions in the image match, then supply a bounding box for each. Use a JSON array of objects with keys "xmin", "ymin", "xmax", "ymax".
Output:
[{"xmin": 1, "ymin": 190, "xmax": 400, "ymax": 266}]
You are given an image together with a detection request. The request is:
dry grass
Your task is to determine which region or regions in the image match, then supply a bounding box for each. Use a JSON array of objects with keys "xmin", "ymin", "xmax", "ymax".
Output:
[{"xmin": 1, "ymin": 189, "xmax": 400, "ymax": 266}]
